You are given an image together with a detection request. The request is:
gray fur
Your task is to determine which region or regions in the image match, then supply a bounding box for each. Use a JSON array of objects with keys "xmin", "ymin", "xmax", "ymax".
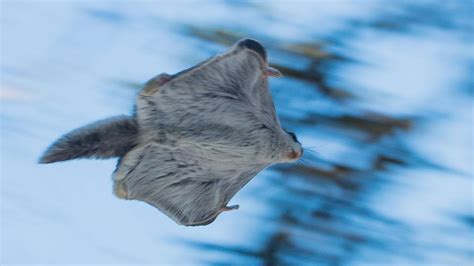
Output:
[{"xmin": 40, "ymin": 39, "xmax": 303, "ymax": 226}]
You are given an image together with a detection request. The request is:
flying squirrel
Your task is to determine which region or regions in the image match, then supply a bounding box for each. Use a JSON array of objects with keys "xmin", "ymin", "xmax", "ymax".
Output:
[{"xmin": 39, "ymin": 39, "xmax": 303, "ymax": 226}]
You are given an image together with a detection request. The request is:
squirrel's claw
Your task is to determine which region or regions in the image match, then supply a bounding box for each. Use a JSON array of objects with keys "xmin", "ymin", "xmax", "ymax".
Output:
[{"xmin": 221, "ymin": 205, "xmax": 239, "ymax": 212}]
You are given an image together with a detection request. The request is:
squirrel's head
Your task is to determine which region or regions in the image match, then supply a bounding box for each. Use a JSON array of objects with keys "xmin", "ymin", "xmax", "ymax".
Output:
[{"xmin": 263, "ymin": 127, "xmax": 303, "ymax": 164}]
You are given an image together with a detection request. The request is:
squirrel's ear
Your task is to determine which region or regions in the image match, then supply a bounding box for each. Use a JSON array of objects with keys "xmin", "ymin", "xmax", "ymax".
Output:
[
  {"xmin": 39, "ymin": 116, "xmax": 137, "ymax": 164},
  {"xmin": 141, "ymin": 73, "xmax": 172, "ymax": 96}
]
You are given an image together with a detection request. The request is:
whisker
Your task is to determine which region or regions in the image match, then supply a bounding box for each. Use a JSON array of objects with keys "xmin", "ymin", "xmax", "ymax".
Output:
[
  {"xmin": 303, "ymin": 148, "xmax": 324, "ymax": 160},
  {"xmin": 304, "ymin": 150, "xmax": 320, "ymax": 157},
  {"xmin": 297, "ymin": 155, "xmax": 320, "ymax": 168},
  {"xmin": 296, "ymin": 158, "xmax": 312, "ymax": 168},
  {"xmin": 303, "ymin": 145, "xmax": 319, "ymax": 149},
  {"xmin": 303, "ymin": 147, "xmax": 321, "ymax": 155}
]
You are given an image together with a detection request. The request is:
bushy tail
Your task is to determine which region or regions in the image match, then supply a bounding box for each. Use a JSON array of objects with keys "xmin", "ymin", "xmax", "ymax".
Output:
[{"xmin": 39, "ymin": 116, "xmax": 138, "ymax": 164}]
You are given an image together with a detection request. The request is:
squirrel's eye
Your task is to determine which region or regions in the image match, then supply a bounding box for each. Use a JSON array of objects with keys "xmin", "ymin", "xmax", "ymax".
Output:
[{"xmin": 288, "ymin": 132, "xmax": 298, "ymax": 142}]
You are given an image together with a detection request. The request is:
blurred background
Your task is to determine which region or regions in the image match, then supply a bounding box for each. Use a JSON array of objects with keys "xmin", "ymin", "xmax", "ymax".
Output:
[{"xmin": 1, "ymin": 0, "xmax": 473, "ymax": 265}]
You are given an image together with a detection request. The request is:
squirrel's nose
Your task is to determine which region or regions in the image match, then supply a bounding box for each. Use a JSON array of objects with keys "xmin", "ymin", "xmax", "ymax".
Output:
[
  {"xmin": 287, "ymin": 148, "xmax": 303, "ymax": 160},
  {"xmin": 236, "ymin": 38, "xmax": 267, "ymax": 61}
]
